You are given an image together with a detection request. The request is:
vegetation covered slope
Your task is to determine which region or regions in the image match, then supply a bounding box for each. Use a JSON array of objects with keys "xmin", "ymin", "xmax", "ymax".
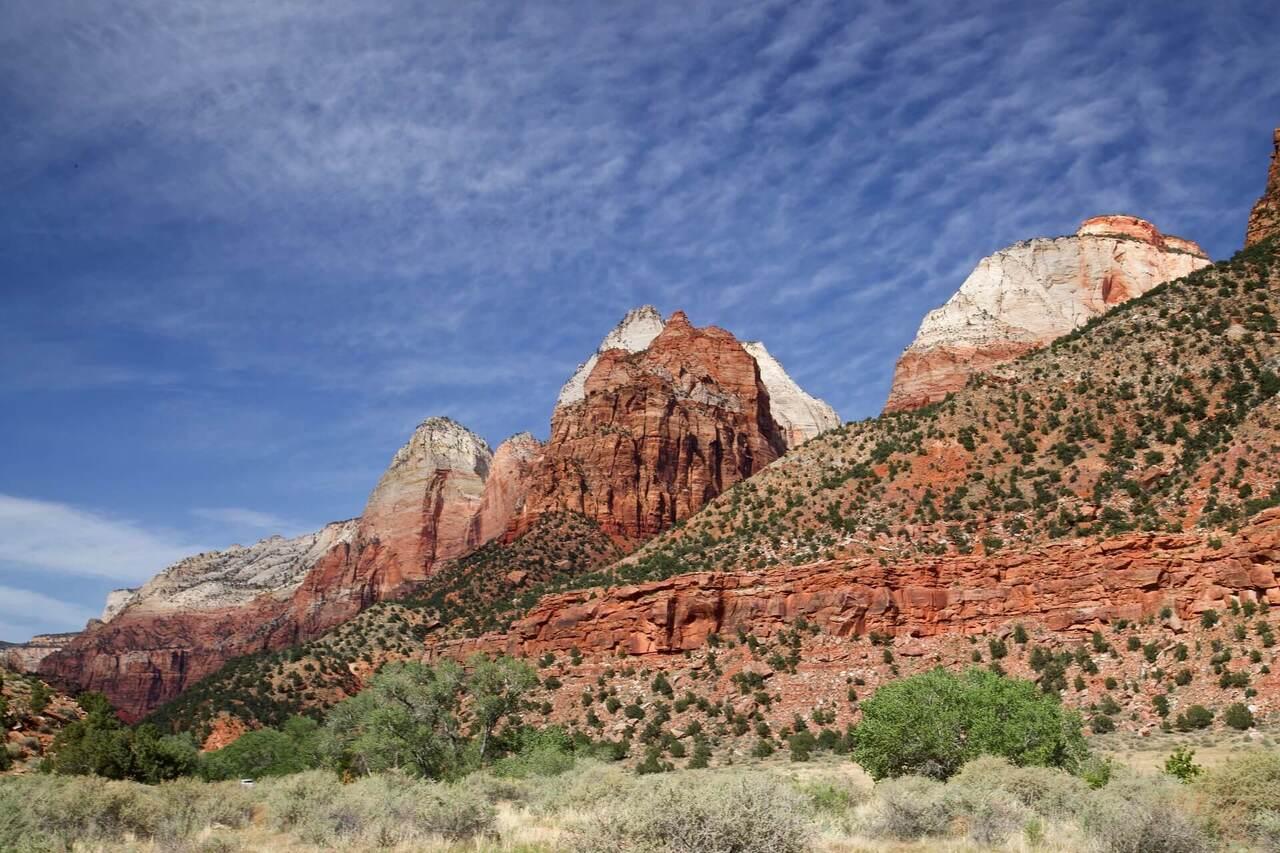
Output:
[
  {"xmin": 148, "ymin": 241, "xmax": 1280, "ymax": 738},
  {"xmin": 607, "ymin": 239, "xmax": 1280, "ymax": 586},
  {"xmin": 147, "ymin": 512, "xmax": 621, "ymax": 735}
]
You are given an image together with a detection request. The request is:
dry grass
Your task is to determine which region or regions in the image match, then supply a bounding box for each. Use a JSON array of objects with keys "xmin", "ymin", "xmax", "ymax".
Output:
[{"xmin": 9, "ymin": 745, "xmax": 1280, "ymax": 852}]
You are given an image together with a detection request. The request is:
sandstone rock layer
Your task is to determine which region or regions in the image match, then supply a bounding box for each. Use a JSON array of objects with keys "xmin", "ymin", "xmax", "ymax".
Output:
[
  {"xmin": 445, "ymin": 509, "xmax": 1280, "ymax": 660},
  {"xmin": 885, "ymin": 215, "xmax": 1210, "ymax": 412},
  {"xmin": 1246, "ymin": 128, "xmax": 1280, "ymax": 248}
]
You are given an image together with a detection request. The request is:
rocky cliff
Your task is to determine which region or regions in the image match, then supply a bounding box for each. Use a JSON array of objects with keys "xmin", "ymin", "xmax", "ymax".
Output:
[
  {"xmin": 448, "ymin": 508, "xmax": 1280, "ymax": 659},
  {"xmin": 510, "ymin": 311, "xmax": 788, "ymax": 543},
  {"xmin": 558, "ymin": 306, "xmax": 838, "ymax": 448},
  {"xmin": 741, "ymin": 341, "xmax": 840, "ymax": 447},
  {"xmin": 1246, "ymin": 128, "xmax": 1280, "ymax": 248},
  {"xmin": 884, "ymin": 215, "xmax": 1210, "ymax": 412}
]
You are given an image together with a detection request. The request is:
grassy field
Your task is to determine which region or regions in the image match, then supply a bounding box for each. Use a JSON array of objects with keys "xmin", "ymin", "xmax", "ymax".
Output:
[{"xmin": 6, "ymin": 728, "xmax": 1280, "ymax": 853}]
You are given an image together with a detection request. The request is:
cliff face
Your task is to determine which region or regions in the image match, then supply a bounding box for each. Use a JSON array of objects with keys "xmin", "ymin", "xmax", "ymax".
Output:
[
  {"xmin": 740, "ymin": 341, "xmax": 840, "ymax": 446},
  {"xmin": 557, "ymin": 306, "xmax": 839, "ymax": 448},
  {"xmin": 40, "ymin": 419, "xmax": 523, "ymax": 721},
  {"xmin": 885, "ymin": 215, "xmax": 1210, "ymax": 412},
  {"xmin": 448, "ymin": 509, "xmax": 1280, "ymax": 659},
  {"xmin": 513, "ymin": 311, "xmax": 788, "ymax": 542},
  {"xmin": 1246, "ymin": 129, "xmax": 1280, "ymax": 248}
]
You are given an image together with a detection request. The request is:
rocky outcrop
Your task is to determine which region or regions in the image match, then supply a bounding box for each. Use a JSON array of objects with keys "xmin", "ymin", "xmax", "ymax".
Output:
[
  {"xmin": 101, "ymin": 589, "xmax": 139, "ymax": 623},
  {"xmin": 1246, "ymin": 128, "xmax": 1280, "ymax": 248},
  {"xmin": 514, "ymin": 311, "xmax": 788, "ymax": 542},
  {"xmin": 445, "ymin": 509, "xmax": 1280, "ymax": 659},
  {"xmin": 558, "ymin": 306, "xmax": 837, "ymax": 448},
  {"xmin": 39, "ymin": 418, "xmax": 515, "ymax": 721},
  {"xmin": 2, "ymin": 633, "xmax": 80, "ymax": 673},
  {"xmin": 557, "ymin": 306, "xmax": 667, "ymax": 409},
  {"xmin": 741, "ymin": 341, "xmax": 840, "ymax": 446},
  {"xmin": 469, "ymin": 433, "xmax": 542, "ymax": 547},
  {"xmin": 885, "ymin": 215, "xmax": 1211, "ymax": 412}
]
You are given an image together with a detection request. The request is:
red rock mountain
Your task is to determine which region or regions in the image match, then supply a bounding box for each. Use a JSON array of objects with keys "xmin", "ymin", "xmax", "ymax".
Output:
[
  {"xmin": 40, "ymin": 419, "xmax": 522, "ymax": 720},
  {"xmin": 1246, "ymin": 128, "xmax": 1280, "ymax": 248},
  {"xmin": 449, "ymin": 509, "xmax": 1280, "ymax": 660},
  {"xmin": 885, "ymin": 215, "xmax": 1210, "ymax": 412},
  {"xmin": 509, "ymin": 311, "xmax": 789, "ymax": 543}
]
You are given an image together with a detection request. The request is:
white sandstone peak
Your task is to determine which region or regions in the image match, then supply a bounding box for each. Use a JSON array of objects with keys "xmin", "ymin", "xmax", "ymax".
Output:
[
  {"xmin": 742, "ymin": 341, "xmax": 841, "ymax": 446},
  {"xmin": 388, "ymin": 416, "xmax": 493, "ymax": 477},
  {"xmin": 556, "ymin": 306, "xmax": 667, "ymax": 408},
  {"xmin": 104, "ymin": 519, "xmax": 360, "ymax": 618},
  {"xmin": 885, "ymin": 214, "xmax": 1211, "ymax": 412}
]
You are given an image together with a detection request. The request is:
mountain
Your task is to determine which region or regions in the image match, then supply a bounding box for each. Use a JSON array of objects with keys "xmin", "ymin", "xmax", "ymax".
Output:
[
  {"xmin": 150, "ymin": 235, "xmax": 1280, "ymax": 742},
  {"xmin": 885, "ymin": 215, "xmax": 1210, "ymax": 412},
  {"xmin": 510, "ymin": 310, "xmax": 792, "ymax": 542},
  {"xmin": 556, "ymin": 305, "xmax": 839, "ymax": 446},
  {"xmin": 1247, "ymin": 128, "xmax": 1280, "ymax": 248},
  {"xmin": 40, "ymin": 418, "xmax": 512, "ymax": 721}
]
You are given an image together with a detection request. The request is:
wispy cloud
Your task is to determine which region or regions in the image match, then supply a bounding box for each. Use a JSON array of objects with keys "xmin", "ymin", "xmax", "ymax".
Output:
[
  {"xmin": 190, "ymin": 506, "xmax": 308, "ymax": 537},
  {"xmin": 0, "ymin": 494, "xmax": 204, "ymax": 582},
  {"xmin": 0, "ymin": 585, "xmax": 98, "ymax": 640}
]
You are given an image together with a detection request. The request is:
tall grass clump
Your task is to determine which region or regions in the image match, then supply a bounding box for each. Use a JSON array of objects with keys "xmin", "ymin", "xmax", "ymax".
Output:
[
  {"xmin": 260, "ymin": 768, "xmax": 494, "ymax": 846},
  {"xmin": 576, "ymin": 772, "xmax": 813, "ymax": 853}
]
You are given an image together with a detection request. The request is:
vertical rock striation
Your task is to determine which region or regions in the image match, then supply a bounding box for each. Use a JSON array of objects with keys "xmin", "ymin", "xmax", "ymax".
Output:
[{"xmin": 514, "ymin": 311, "xmax": 788, "ymax": 542}]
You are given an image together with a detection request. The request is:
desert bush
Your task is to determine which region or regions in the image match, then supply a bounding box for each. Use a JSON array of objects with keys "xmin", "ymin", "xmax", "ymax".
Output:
[
  {"xmin": 1252, "ymin": 809, "xmax": 1280, "ymax": 853},
  {"xmin": 0, "ymin": 773, "xmax": 253, "ymax": 850},
  {"xmin": 861, "ymin": 775, "xmax": 953, "ymax": 840},
  {"xmin": 526, "ymin": 758, "xmax": 637, "ymax": 816},
  {"xmin": 949, "ymin": 755, "xmax": 1087, "ymax": 817},
  {"xmin": 1196, "ymin": 750, "xmax": 1280, "ymax": 832},
  {"xmin": 261, "ymin": 769, "xmax": 494, "ymax": 845},
  {"xmin": 1079, "ymin": 776, "xmax": 1210, "ymax": 853},
  {"xmin": 577, "ymin": 773, "xmax": 813, "ymax": 853},
  {"xmin": 963, "ymin": 789, "xmax": 1028, "ymax": 846},
  {"xmin": 797, "ymin": 775, "xmax": 868, "ymax": 815}
]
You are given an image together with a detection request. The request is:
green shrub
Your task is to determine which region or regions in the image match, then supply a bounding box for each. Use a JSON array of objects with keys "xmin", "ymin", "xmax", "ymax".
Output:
[
  {"xmin": 1224, "ymin": 702, "xmax": 1255, "ymax": 730},
  {"xmin": 863, "ymin": 775, "xmax": 953, "ymax": 840},
  {"xmin": 852, "ymin": 667, "xmax": 1086, "ymax": 779},
  {"xmin": 1175, "ymin": 705, "xmax": 1214, "ymax": 731},
  {"xmin": 1164, "ymin": 747, "xmax": 1203, "ymax": 783}
]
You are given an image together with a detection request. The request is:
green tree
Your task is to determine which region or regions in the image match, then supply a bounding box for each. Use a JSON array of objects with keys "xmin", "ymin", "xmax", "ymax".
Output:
[
  {"xmin": 323, "ymin": 660, "xmax": 467, "ymax": 779},
  {"xmin": 129, "ymin": 724, "xmax": 199, "ymax": 783},
  {"xmin": 199, "ymin": 717, "xmax": 319, "ymax": 781},
  {"xmin": 1224, "ymin": 702, "xmax": 1255, "ymax": 730},
  {"xmin": 851, "ymin": 667, "xmax": 1086, "ymax": 780},
  {"xmin": 28, "ymin": 679, "xmax": 51, "ymax": 714},
  {"xmin": 467, "ymin": 654, "xmax": 537, "ymax": 762}
]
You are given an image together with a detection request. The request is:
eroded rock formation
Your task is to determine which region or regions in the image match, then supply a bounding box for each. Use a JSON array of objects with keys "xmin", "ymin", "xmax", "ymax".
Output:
[
  {"xmin": 558, "ymin": 306, "xmax": 838, "ymax": 448},
  {"xmin": 513, "ymin": 311, "xmax": 788, "ymax": 542},
  {"xmin": 1246, "ymin": 128, "xmax": 1280, "ymax": 248},
  {"xmin": 885, "ymin": 215, "xmax": 1210, "ymax": 412}
]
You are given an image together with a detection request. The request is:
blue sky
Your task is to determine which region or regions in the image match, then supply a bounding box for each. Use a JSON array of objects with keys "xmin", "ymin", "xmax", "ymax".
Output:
[{"xmin": 2, "ymin": 0, "xmax": 1278, "ymax": 640}]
